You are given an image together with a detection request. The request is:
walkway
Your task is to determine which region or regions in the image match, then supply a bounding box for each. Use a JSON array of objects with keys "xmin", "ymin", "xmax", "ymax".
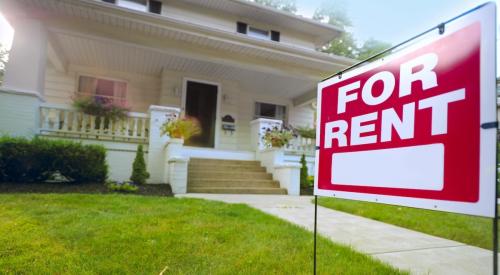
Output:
[{"xmin": 178, "ymin": 194, "xmax": 496, "ymax": 275}]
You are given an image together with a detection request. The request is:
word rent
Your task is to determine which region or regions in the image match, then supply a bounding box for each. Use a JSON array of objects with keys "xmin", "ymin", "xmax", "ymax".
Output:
[{"xmin": 324, "ymin": 53, "xmax": 465, "ymax": 148}]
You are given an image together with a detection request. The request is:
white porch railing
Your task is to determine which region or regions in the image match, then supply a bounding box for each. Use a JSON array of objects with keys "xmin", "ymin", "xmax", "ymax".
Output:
[
  {"xmin": 39, "ymin": 104, "xmax": 150, "ymax": 142},
  {"xmin": 285, "ymin": 135, "xmax": 315, "ymax": 155}
]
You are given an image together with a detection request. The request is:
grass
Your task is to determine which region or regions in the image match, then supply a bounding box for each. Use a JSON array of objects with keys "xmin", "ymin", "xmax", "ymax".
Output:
[
  {"xmin": 317, "ymin": 197, "xmax": 494, "ymax": 250},
  {"xmin": 0, "ymin": 194, "xmax": 404, "ymax": 274}
]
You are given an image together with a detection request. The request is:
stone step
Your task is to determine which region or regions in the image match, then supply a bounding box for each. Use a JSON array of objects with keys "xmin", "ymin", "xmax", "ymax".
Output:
[
  {"xmin": 187, "ymin": 187, "xmax": 287, "ymax": 195},
  {"xmin": 188, "ymin": 164, "xmax": 266, "ymax": 172},
  {"xmin": 188, "ymin": 171, "xmax": 272, "ymax": 180},
  {"xmin": 189, "ymin": 158, "xmax": 261, "ymax": 166},
  {"xmin": 188, "ymin": 179, "xmax": 279, "ymax": 188}
]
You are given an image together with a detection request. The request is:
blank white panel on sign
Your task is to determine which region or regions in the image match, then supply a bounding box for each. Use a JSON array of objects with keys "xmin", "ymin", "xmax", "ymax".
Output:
[{"xmin": 331, "ymin": 144, "xmax": 444, "ymax": 190}]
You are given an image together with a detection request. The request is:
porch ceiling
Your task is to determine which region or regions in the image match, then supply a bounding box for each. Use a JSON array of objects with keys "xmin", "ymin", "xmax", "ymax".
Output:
[{"xmin": 53, "ymin": 31, "xmax": 316, "ymax": 98}]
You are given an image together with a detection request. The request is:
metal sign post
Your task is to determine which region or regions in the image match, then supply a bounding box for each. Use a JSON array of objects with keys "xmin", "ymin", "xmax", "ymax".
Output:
[{"xmin": 313, "ymin": 3, "xmax": 496, "ymax": 274}]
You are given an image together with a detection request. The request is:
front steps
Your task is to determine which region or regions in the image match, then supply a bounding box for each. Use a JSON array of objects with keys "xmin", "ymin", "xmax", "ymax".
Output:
[{"xmin": 187, "ymin": 158, "xmax": 287, "ymax": 194}]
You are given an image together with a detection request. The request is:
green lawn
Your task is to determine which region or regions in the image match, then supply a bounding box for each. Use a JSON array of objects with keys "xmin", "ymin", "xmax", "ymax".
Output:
[
  {"xmin": 317, "ymin": 197, "xmax": 494, "ymax": 250},
  {"xmin": 0, "ymin": 194, "xmax": 404, "ymax": 274}
]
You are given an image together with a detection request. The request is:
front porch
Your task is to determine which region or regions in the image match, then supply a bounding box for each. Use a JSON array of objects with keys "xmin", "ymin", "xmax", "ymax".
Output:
[
  {"xmin": 35, "ymin": 102, "xmax": 315, "ymax": 195},
  {"xmin": 0, "ymin": 0, "xmax": 350, "ymax": 194}
]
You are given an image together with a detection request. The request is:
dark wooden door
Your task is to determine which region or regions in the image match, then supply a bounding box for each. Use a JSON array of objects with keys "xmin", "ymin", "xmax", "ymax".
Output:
[{"xmin": 184, "ymin": 81, "xmax": 218, "ymax": 147}]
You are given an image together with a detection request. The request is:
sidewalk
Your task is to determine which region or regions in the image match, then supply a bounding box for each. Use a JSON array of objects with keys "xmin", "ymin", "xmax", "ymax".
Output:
[{"xmin": 178, "ymin": 194, "xmax": 496, "ymax": 275}]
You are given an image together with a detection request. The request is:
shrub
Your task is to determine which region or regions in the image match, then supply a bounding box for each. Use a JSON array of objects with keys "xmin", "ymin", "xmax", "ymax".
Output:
[
  {"xmin": 130, "ymin": 144, "xmax": 149, "ymax": 185},
  {"xmin": 295, "ymin": 126, "xmax": 316, "ymax": 139},
  {"xmin": 161, "ymin": 116, "xmax": 202, "ymax": 141},
  {"xmin": 107, "ymin": 181, "xmax": 138, "ymax": 193},
  {"xmin": 300, "ymin": 154, "xmax": 309, "ymax": 188},
  {"xmin": 0, "ymin": 136, "xmax": 108, "ymax": 183},
  {"xmin": 307, "ymin": 175, "xmax": 314, "ymax": 187},
  {"xmin": 262, "ymin": 126, "xmax": 294, "ymax": 148}
]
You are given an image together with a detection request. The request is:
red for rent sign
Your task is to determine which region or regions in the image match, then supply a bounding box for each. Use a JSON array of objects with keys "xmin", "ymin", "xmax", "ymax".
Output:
[{"xmin": 315, "ymin": 3, "xmax": 497, "ymax": 217}]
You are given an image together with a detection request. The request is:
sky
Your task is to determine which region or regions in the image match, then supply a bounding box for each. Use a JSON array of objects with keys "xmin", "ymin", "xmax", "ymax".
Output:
[
  {"xmin": 295, "ymin": 0, "xmax": 500, "ymax": 75},
  {"xmin": 0, "ymin": 0, "xmax": 498, "ymax": 74}
]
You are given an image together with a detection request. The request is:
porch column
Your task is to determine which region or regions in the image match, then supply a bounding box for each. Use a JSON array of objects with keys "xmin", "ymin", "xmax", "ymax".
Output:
[
  {"xmin": 147, "ymin": 105, "xmax": 180, "ymax": 183},
  {"xmin": 0, "ymin": 18, "xmax": 47, "ymax": 137},
  {"xmin": 250, "ymin": 118, "xmax": 283, "ymax": 151}
]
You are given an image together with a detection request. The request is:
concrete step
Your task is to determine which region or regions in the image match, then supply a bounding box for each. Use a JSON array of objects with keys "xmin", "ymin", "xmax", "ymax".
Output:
[
  {"xmin": 189, "ymin": 158, "xmax": 261, "ymax": 166},
  {"xmin": 188, "ymin": 171, "xmax": 272, "ymax": 180},
  {"xmin": 189, "ymin": 179, "xmax": 279, "ymax": 188},
  {"xmin": 187, "ymin": 187, "xmax": 287, "ymax": 195},
  {"xmin": 188, "ymin": 164, "xmax": 267, "ymax": 172}
]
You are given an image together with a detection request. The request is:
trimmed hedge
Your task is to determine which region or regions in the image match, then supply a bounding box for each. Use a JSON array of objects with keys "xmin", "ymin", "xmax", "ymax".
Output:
[{"xmin": 0, "ymin": 136, "xmax": 108, "ymax": 183}]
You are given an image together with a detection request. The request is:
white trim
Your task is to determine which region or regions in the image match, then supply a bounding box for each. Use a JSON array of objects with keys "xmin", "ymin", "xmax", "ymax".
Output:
[
  {"xmin": 183, "ymin": 146, "xmax": 255, "ymax": 160},
  {"xmin": 315, "ymin": 3, "xmax": 497, "ymax": 218},
  {"xmin": 74, "ymin": 73, "xmax": 129, "ymax": 103},
  {"xmin": 0, "ymin": 87, "xmax": 45, "ymax": 101},
  {"xmin": 181, "ymin": 77, "xmax": 221, "ymax": 149}
]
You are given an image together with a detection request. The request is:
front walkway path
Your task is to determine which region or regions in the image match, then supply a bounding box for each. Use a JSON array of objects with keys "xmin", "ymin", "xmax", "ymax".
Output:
[{"xmin": 178, "ymin": 194, "xmax": 495, "ymax": 275}]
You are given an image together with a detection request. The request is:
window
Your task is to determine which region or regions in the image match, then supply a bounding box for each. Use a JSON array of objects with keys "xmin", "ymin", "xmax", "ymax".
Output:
[
  {"xmin": 105, "ymin": 0, "xmax": 162, "ymax": 14},
  {"xmin": 117, "ymin": 0, "xmax": 147, "ymax": 12},
  {"xmin": 236, "ymin": 22, "xmax": 280, "ymax": 42},
  {"xmin": 248, "ymin": 27, "xmax": 269, "ymax": 40},
  {"xmin": 77, "ymin": 75, "xmax": 127, "ymax": 105},
  {"xmin": 255, "ymin": 102, "xmax": 286, "ymax": 121}
]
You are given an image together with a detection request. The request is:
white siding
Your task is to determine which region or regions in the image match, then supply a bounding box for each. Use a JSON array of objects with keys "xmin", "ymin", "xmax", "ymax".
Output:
[
  {"xmin": 289, "ymin": 103, "xmax": 315, "ymax": 128},
  {"xmin": 161, "ymin": 1, "xmax": 316, "ymax": 50},
  {"xmin": 44, "ymin": 64, "xmax": 161, "ymax": 112},
  {"xmin": 44, "ymin": 66, "xmax": 308, "ymax": 151},
  {"xmin": 159, "ymin": 69, "xmax": 293, "ymax": 151}
]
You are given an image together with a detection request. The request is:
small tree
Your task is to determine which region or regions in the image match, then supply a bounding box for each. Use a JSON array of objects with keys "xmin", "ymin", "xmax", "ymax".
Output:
[
  {"xmin": 130, "ymin": 144, "xmax": 149, "ymax": 185},
  {"xmin": 300, "ymin": 154, "xmax": 308, "ymax": 188}
]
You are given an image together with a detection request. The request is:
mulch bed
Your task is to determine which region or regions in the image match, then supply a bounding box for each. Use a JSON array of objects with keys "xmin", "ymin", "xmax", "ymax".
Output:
[{"xmin": 0, "ymin": 182, "xmax": 173, "ymax": 197}]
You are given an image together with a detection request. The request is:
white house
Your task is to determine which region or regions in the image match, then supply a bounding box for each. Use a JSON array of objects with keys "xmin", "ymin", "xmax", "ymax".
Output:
[{"xmin": 0, "ymin": 0, "xmax": 353, "ymax": 195}]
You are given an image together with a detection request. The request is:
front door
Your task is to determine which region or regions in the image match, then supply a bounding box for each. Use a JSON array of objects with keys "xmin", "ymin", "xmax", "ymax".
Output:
[{"xmin": 184, "ymin": 80, "xmax": 218, "ymax": 148}]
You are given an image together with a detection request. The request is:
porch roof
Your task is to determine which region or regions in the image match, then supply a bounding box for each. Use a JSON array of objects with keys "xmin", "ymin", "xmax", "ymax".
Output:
[
  {"xmin": 2, "ymin": 0, "xmax": 355, "ymax": 101},
  {"xmin": 51, "ymin": 30, "xmax": 317, "ymax": 99}
]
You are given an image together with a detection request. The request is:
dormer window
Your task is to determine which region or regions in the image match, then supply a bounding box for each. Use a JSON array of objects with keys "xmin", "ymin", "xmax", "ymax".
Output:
[
  {"xmin": 102, "ymin": 0, "xmax": 162, "ymax": 14},
  {"xmin": 119, "ymin": 0, "xmax": 147, "ymax": 12},
  {"xmin": 248, "ymin": 27, "xmax": 269, "ymax": 40},
  {"xmin": 236, "ymin": 22, "xmax": 280, "ymax": 42}
]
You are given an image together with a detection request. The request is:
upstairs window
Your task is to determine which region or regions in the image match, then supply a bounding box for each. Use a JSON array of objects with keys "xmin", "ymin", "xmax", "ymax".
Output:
[
  {"xmin": 117, "ymin": 0, "xmax": 147, "ymax": 12},
  {"xmin": 103, "ymin": 0, "xmax": 162, "ymax": 14},
  {"xmin": 77, "ymin": 75, "xmax": 127, "ymax": 105},
  {"xmin": 254, "ymin": 102, "xmax": 286, "ymax": 121},
  {"xmin": 236, "ymin": 22, "xmax": 280, "ymax": 42},
  {"xmin": 248, "ymin": 27, "xmax": 269, "ymax": 40}
]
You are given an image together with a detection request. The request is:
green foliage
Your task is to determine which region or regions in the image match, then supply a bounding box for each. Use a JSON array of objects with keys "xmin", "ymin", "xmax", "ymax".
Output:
[
  {"xmin": 307, "ymin": 175, "xmax": 314, "ymax": 186},
  {"xmin": 0, "ymin": 136, "xmax": 108, "ymax": 183},
  {"xmin": 161, "ymin": 116, "xmax": 202, "ymax": 141},
  {"xmin": 295, "ymin": 126, "xmax": 316, "ymax": 139},
  {"xmin": 72, "ymin": 96, "xmax": 129, "ymax": 121},
  {"xmin": 0, "ymin": 194, "xmax": 404, "ymax": 274},
  {"xmin": 252, "ymin": 0, "xmax": 297, "ymax": 13},
  {"xmin": 0, "ymin": 44, "xmax": 8, "ymax": 86},
  {"xmin": 262, "ymin": 126, "xmax": 294, "ymax": 148},
  {"xmin": 130, "ymin": 144, "xmax": 149, "ymax": 185},
  {"xmin": 318, "ymin": 197, "xmax": 494, "ymax": 250},
  {"xmin": 107, "ymin": 181, "xmax": 138, "ymax": 193},
  {"xmin": 300, "ymin": 154, "xmax": 309, "ymax": 188},
  {"xmin": 357, "ymin": 38, "xmax": 393, "ymax": 60},
  {"xmin": 313, "ymin": 2, "xmax": 390, "ymax": 60}
]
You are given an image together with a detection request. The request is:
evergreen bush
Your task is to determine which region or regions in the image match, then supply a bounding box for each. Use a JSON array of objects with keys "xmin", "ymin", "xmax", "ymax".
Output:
[
  {"xmin": 300, "ymin": 154, "xmax": 308, "ymax": 188},
  {"xmin": 130, "ymin": 144, "xmax": 149, "ymax": 185}
]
